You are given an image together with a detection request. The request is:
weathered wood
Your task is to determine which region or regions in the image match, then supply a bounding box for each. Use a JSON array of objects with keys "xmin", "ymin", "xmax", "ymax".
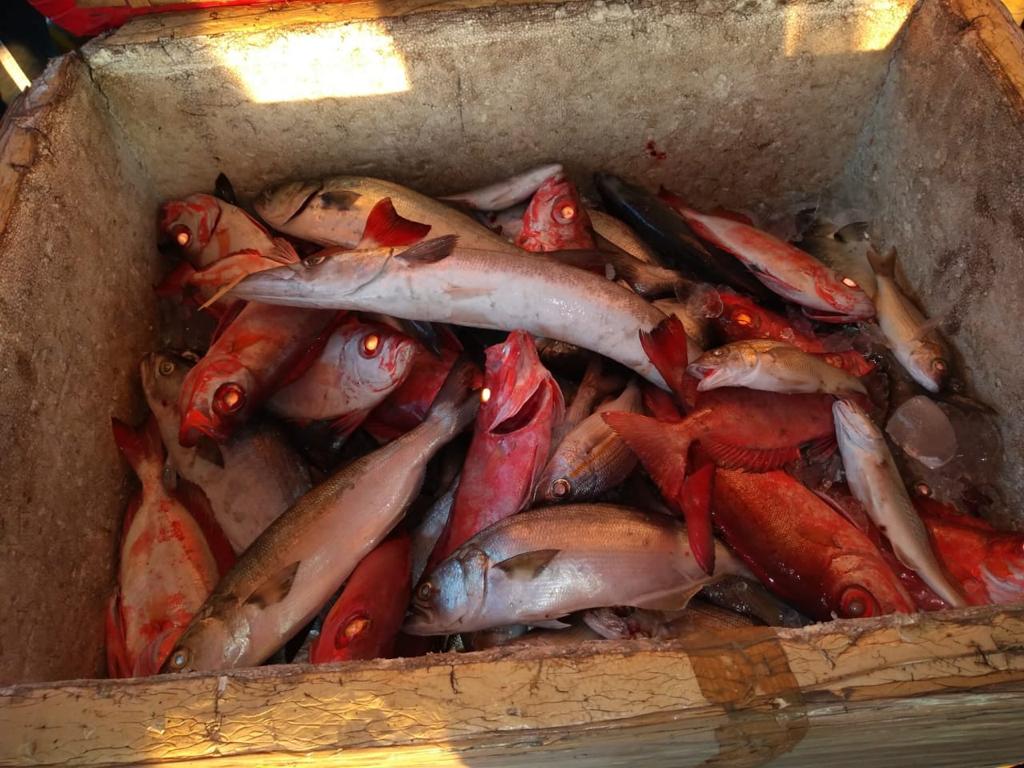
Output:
[{"xmin": 3, "ymin": 606, "xmax": 1024, "ymax": 766}]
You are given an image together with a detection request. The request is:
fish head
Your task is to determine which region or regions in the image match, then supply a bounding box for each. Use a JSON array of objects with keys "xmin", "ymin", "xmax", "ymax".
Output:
[
  {"xmin": 515, "ymin": 174, "xmax": 594, "ymax": 252},
  {"xmin": 231, "ymin": 248, "xmax": 388, "ymax": 306},
  {"xmin": 535, "ymin": 451, "xmax": 578, "ymax": 503},
  {"xmin": 813, "ymin": 271, "xmax": 876, "ymax": 319},
  {"xmin": 826, "ymin": 571, "xmax": 913, "ymax": 618},
  {"xmin": 335, "ymin": 318, "xmax": 418, "ymax": 394},
  {"xmin": 140, "ymin": 350, "xmax": 195, "ymax": 417},
  {"xmin": 254, "ymin": 179, "xmax": 323, "ymax": 228},
  {"xmin": 177, "ymin": 355, "xmax": 258, "ymax": 446},
  {"xmin": 686, "ymin": 343, "xmax": 758, "ymax": 390},
  {"xmin": 405, "ymin": 545, "xmax": 491, "ymax": 635},
  {"xmin": 162, "ymin": 611, "xmax": 244, "ymax": 674},
  {"xmin": 832, "ymin": 398, "xmax": 884, "ymax": 453},
  {"xmin": 907, "ymin": 338, "xmax": 950, "ymax": 393},
  {"xmin": 479, "ymin": 330, "xmax": 563, "ymax": 436},
  {"xmin": 160, "ymin": 194, "xmax": 222, "ymax": 264}
]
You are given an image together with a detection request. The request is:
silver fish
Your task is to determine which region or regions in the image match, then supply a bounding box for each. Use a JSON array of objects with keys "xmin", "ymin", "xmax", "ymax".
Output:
[
  {"xmin": 833, "ymin": 399, "xmax": 966, "ymax": 607},
  {"xmin": 404, "ymin": 504, "xmax": 750, "ymax": 635},
  {"xmin": 232, "ymin": 236, "xmax": 675, "ymax": 387},
  {"xmin": 140, "ymin": 351, "xmax": 310, "ymax": 554},
  {"xmin": 535, "ymin": 381, "xmax": 642, "ymax": 503},
  {"xmin": 688, "ymin": 340, "xmax": 866, "ymax": 396},
  {"xmin": 869, "ymin": 248, "xmax": 949, "ymax": 393},
  {"xmin": 440, "ymin": 164, "xmax": 564, "ymax": 211},
  {"xmin": 255, "ymin": 176, "xmax": 515, "ymax": 251},
  {"xmin": 162, "ymin": 360, "xmax": 480, "ymax": 672},
  {"xmin": 410, "ymin": 474, "xmax": 459, "ymax": 585}
]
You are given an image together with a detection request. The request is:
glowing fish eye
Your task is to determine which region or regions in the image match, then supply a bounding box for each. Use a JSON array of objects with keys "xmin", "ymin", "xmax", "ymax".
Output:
[
  {"xmin": 170, "ymin": 225, "xmax": 191, "ymax": 248},
  {"xmin": 480, "ymin": 387, "xmax": 492, "ymax": 404},
  {"xmin": 842, "ymin": 277, "xmax": 859, "ymax": 288},
  {"xmin": 552, "ymin": 197, "xmax": 577, "ymax": 224},
  {"xmin": 844, "ymin": 597, "xmax": 866, "ymax": 617},
  {"xmin": 551, "ymin": 478, "xmax": 571, "ymax": 498},
  {"xmin": 360, "ymin": 333, "xmax": 381, "ymax": 358},
  {"xmin": 213, "ymin": 382, "xmax": 246, "ymax": 416},
  {"xmin": 733, "ymin": 311, "xmax": 754, "ymax": 327},
  {"xmin": 416, "ymin": 582, "xmax": 435, "ymax": 602},
  {"xmin": 304, "ymin": 254, "xmax": 326, "ymax": 267},
  {"xmin": 914, "ymin": 482, "xmax": 932, "ymax": 498},
  {"xmin": 169, "ymin": 648, "xmax": 190, "ymax": 670},
  {"xmin": 933, "ymin": 359, "xmax": 948, "ymax": 374},
  {"xmin": 158, "ymin": 360, "xmax": 176, "ymax": 376}
]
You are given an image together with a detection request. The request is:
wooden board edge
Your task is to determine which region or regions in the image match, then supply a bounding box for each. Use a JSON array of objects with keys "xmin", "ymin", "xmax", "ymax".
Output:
[{"xmin": 944, "ymin": 0, "xmax": 1024, "ymax": 115}]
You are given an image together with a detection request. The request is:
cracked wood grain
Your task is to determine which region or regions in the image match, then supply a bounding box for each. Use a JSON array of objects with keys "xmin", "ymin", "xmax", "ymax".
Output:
[{"xmin": 3, "ymin": 606, "xmax": 1024, "ymax": 766}]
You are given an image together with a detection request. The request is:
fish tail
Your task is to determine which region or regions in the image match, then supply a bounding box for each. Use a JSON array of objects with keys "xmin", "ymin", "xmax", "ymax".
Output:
[
  {"xmin": 867, "ymin": 245, "xmax": 896, "ymax": 278},
  {"xmin": 639, "ymin": 315, "xmax": 691, "ymax": 404},
  {"xmin": 681, "ymin": 462, "xmax": 716, "ymax": 575},
  {"xmin": 423, "ymin": 356, "xmax": 482, "ymax": 435},
  {"xmin": 602, "ymin": 411, "xmax": 692, "ymax": 510},
  {"xmin": 111, "ymin": 416, "xmax": 164, "ymax": 478}
]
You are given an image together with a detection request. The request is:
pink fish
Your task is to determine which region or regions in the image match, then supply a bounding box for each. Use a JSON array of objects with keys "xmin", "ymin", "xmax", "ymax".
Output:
[
  {"xmin": 428, "ymin": 331, "xmax": 564, "ymax": 568},
  {"xmin": 660, "ymin": 189, "xmax": 875, "ymax": 321},
  {"xmin": 268, "ymin": 316, "xmax": 418, "ymax": 435},
  {"xmin": 178, "ymin": 304, "xmax": 336, "ymax": 445},
  {"xmin": 160, "ymin": 194, "xmax": 276, "ymax": 270},
  {"xmin": 515, "ymin": 175, "xmax": 595, "ymax": 252},
  {"xmin": 107, "ymin": 418, "xmax": 226, "ymax": 677}
]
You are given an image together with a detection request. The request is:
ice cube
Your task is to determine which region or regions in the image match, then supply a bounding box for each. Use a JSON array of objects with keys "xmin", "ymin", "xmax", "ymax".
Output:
[{"xmin": 886, "ymin": 395, "xmax": 957, "ymax": 469}]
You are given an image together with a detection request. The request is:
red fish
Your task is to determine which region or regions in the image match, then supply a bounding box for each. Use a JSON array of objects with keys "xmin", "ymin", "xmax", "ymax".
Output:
[
  {"xmin": 363, "ymin": 336, "xmax": 462, "ymax": 443},
  {"xmin": 714, "ymin": 292, "xmax": 874, "ymax": 377},
  {"xmin": 268, "ymin": 316, "xmax": 417, "ymax": 434},
  {"xmin": 310, "ymin": 535, "xmax": 412, "ymax": 663},
  {"xmin": 160, "ymin": 194, "xmax": 276, "ymax": 270},
  {"xmin": 428, "ymin": 331, "xmax": 564, "ymax": 567},
  {"xmin": 660, "ymin": 188, "xmax": 875, "ymax": 321},
  {"xmin": 178, "ymin": 303, "xmax": 336, "ymax": 446},
  {"xmin": 515, "ymin": 175, "xmax": 595, "ymax": 252},
  {"xmin": 107, "ymin": 418, "xmax": 223, "ymax": 677},
  {"xmin": 915, "ymin": 497, "xmax": 1024, "ymax": 606},
  {"xmin": 712, "ymin": 469, "xmax": 914, "ymax": 620}
]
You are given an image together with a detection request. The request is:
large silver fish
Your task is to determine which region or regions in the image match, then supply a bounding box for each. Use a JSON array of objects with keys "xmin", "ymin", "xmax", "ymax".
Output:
[
  {"xmin": 688, "ymin": 340, "xmax": 866, "ymax": 396},
  {"xmin": 869, "ymin": 248, "xmax": 949, "ymax": 393},
  {"xmin": 162, "ymin": 360, "xmax": 480, "ymax": 672},
  {"xmin": 404, "ymin": 504, "xmax": 750, "ymax": 635},
  {"xmin": 231, "ymin": 236, "xmax": 675, "ymax": 387},
  {"xmin": 440, "ymin": 164, "xmax": 563, "ymax": 211},
  {"xmin": 833, "ymin": 399, "xmax": 966, "ymax": 607},
  {"xmin": 140, "ymin": 351, "xmax": 311, "ymax": 554},
  {"xmin": 255, "ymin": 176, "xmax": 516, "ymax": 252},
  {"xmin": 535, "ymin": 381, "xmax": 642, "ymax": 503}
]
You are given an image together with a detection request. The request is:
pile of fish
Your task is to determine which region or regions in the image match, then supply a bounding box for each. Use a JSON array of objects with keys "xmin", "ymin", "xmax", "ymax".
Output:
[{"xmin": 105, "ymin": 164, "xmax": 1020, "ymax": 677}]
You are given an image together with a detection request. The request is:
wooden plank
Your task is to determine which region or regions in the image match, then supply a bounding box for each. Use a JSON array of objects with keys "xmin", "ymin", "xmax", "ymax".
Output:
[{"xmin": 3, "ymin": 606, "xmax": 1024, "ymax": 766}]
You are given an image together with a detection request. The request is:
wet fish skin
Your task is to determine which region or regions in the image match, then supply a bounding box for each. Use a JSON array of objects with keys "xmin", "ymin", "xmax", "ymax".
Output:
[
  {"xmin": 832, "ymin": 399, "xmax": 966, "ymax": 607},
  {"xmin": 267, "ymin": 316, "xmax": 417, "ymax": 425},
  {"xmin": 141, "ymin": 351, "xmax": 311, "ymax": 554},
  {"xmin": 230, "ymin": 236, "xmax": 674, "ymax": 388},
  {"xmin": 441, "ymin": 164, "xmax": 564, "ymax": 211},
  {"xmin": 588, "ymin": 208, "xmax": 658, "ymax": 264},
  {"xmin": 688, "ymin": 340, "xmax": 867, "ymax": 396},
  {"xmin": 535, "ymin": 380, "xmax": 641, "ymax": 503},
  {"xmin": 405, "ymin": 504, "xmax": 751, "ymax": 635},
  {"xmin": 869, "ymin": 248, "xmax": 949, "ymax": 393},
  {"xmin": 162, "ymin": 359, "xmax": 480, "ymax": 673},
  {"xmin": 255, "ymin": 176, "xmax": 515, "ymax": 251},
  {"xmin": 712, "ymin": 468, "xmax": 915, "ymax": 620},
  {"xmin": 410, "ymin": 475, "xmax": 459, "ymax": 585}
]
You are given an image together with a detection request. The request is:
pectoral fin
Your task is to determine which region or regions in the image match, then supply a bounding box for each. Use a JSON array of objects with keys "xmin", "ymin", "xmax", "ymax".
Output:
[
  {"xmin": 494, "ymin": 549, "xmax": 560, "ymax": 580},
  {"xmin": 633, "ymin": 583, "xmax": 704, "ymax": 611},
  {"xmin": 246, "ymin": 561, "xmax": 301, "ymax": 607}
]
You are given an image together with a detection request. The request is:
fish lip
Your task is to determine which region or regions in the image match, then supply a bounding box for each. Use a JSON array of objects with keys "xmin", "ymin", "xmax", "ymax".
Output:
[{"xmin": 686, "ymin": 362, "xmax": 720, "ymax": 390}]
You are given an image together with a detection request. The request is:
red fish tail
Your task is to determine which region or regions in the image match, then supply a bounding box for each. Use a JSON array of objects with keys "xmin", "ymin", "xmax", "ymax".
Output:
[
  {"xmin": 639, "ymin": 316, "xmax": 690, "ymax": 405},
  {"xmin": 603, "ymin": 411, "xmax": 691, "ymax": 513},
  {"xmin": 681, "ymin": 462, "xmax": 716, "ymax": 575},
  {"xmin": 174, "ymin": 478, "xmax": 238, "ymax": 572},
  {"xmin": 641, "ymin": 382, "xmax": 684, "ymax": 422},
  {"xmin": 111, "ymin": 416, "xmax": 164, "ymax": 479}
]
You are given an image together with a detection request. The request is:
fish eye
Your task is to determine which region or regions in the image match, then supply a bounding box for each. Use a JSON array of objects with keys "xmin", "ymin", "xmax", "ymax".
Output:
[
  {"xmin": 841, "ymin": 277, "xmax": 859, "ymax": 288},
  {"xmin": 551, "ymin": 478, "xmax": 571, "ymax": 498},
  {"xmin": 933, "ymin": 359, "xmax": 948, "ymax": 374},
  {"xmin": 480, "ymin": 387, "xmax": 492, "ymax": 404},
  {"xmin": 360, "ymin": 333, "xmax": 381, "ymax": 358},
  {"xmin": 732, "ymin": 311, "xmax": 754, "ymax": 327},
  {"xmin": 303, "ymin": 254, "xmax": 326, "ymax": 267},
  {"xmin": 839, "ymin": 585, "xmax": 879, "ymax": 618},
  {"xmin": 170, "ymin": 225, "xmax": 191, "ymax": 248},
  {"xmin": 416, "ymin": 582, "xmax": 435, "ymax": 602},
  {"xmin": 914, "ymin": 482, "xmax": 932, "ymax": 497},
  {"xmin": 552, "ymin": 196, "xmax": 577, "ymax": 224},
  {"xmin": 167, "ymin": 647, "xmax": 190, "ymax": 670},
  {"xmin": 158, "ymin": 359, "xmax": 176, "ymax": 376},
  {"xmin": 212, "ymin": 382, "xmax": 246, "ymax": 416}
]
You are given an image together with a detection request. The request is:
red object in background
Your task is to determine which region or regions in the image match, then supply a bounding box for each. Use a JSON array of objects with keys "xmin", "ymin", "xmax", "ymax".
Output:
[{"xmin": 29, "ymin": 1, "xmax": 337, "ymax": 37}]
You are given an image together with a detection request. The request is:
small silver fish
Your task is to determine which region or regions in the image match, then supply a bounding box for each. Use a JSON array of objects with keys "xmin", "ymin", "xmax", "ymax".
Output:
[
  {"xmin": 688, "ymin": 340, "xmax": 866, "ymax": 396},
  {"xmin": 440, "ymin": 164, "xmax": 564, "ymax": 211},
  {"xmin": 833, "ymin": 399, "xmax": 966, "ymax": 607},
  {"xmin": 404, "ymin": 504, "xmax": 750, "ymax": 635}
]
